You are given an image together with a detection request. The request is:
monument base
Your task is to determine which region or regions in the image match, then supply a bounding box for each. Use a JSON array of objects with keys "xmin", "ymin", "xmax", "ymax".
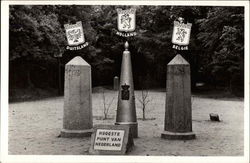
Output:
[
  {"xmin": 161, "ymin": 131, "xmax": 196, "ymax": 140},
  {"xmin": 61, "ymin": 129, "xmax": 93, "ymax": 138},
  {"xmin": 115, "ymin": 122, "xmax": 138, "ymax": 138}
]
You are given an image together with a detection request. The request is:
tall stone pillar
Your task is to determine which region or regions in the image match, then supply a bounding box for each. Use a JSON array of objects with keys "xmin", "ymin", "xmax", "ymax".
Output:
[
  {"xmin": 115, "ymin": 41, "xmax": 138, "ymax": 138},
  {"xmin": 61, "ymin": 56, "xmax": 93, "ymax": 137},
  {"xmin": 161, "ymin": 54, "xmax": 195, "ymax": 140}
]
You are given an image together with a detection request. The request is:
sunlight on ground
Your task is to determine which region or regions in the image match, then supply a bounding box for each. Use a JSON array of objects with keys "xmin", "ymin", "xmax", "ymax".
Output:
[{"xmin": 8, "ymin": 88, "xmax": 244, "ymax": 156}]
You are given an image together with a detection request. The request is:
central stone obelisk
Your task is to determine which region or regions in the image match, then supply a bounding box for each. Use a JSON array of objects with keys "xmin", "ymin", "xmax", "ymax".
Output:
[{"xmin": 115, "ymin": 41, "xmax": 138, "ymax": 138}]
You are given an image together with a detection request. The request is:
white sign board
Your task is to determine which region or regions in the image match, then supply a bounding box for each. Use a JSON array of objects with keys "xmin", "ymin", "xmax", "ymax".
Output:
[
  {"xmin": 89, "ymin": 125, "xmax": 132, "ymax": 155},
  {"xmin": 64, "ymin": 21, "xmax": 85, "ymax": 46},
  {"xmin": 94, "ymin": 129, "xmax": 125, "ymax": 151},
  {"xmin": 172, "ymin": 21, "xmax": 192, "ymax": 46},
  {"xmin": 117, "ymin": 8, "xmax": 136, "ymax": 32}
]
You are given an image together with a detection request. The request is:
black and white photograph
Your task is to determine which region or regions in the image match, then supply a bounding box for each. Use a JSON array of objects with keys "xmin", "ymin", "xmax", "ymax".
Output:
[{"xmin": 1, "ymin": 1, "xmax": 249, "ymax": 163}]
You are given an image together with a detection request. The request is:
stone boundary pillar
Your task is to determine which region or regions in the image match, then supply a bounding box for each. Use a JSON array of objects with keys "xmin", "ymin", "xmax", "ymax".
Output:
[
  {"xmin": 161, "ymin": 54, "xmax": 195, "ymax": 140},
  {"xmin": 61, "ymin": 56, "xmax": 93, "ymax": 137}
]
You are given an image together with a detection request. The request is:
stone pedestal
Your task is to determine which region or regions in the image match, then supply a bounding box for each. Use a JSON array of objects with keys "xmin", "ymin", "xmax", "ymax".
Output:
[
  {"xmin": 161, "ymin": 54, "xmax": 195, "ymax": 140},
  {"xmin": 113, "ymin": 76, "xmax": 119, "ymax": 90},
  {"xmin": 61, "ymin": 56, "xmax": 93, "ymax": 137},
  {"xmin": 115, "ymin": 42, "xmax": 138, "ymax": 138}
]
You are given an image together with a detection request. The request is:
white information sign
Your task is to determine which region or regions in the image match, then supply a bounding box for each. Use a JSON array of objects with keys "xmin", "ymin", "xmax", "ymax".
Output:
[
  {"xmin": 172, "ymin": 21, "xmax": 192, "ymax": 46},
  {"xmin": 64, "ymin": 21, "xmax": 85, "ymax": 46},
  {"xmin": 94, "ymin": 129, "xmax": 125, "ymax": 151},
  {"xmin": 117, "ymin": 8, "xmax": 136, "ymax": 32}
]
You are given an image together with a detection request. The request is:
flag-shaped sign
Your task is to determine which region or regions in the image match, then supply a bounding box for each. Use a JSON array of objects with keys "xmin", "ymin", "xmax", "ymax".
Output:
[
  {"xmin": 64, "ymin": 21, "xmax": 85, "ymax": 46},
  {"xmin": 172, "ymin": 21, "xmax": 192, "ymax": 49},
  {"xmin": 117, "ymin": 8, "xmax": 136, "ymax": 32}
]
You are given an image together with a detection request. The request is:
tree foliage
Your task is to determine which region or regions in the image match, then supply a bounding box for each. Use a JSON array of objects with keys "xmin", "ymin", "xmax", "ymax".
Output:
[
  {"xmin": 196, "ymin": 7, "xmax": 244, "ymax": 93},
  {"xmin": 9, "ymin": 5, "xmax": 244, "ymax": 96}
]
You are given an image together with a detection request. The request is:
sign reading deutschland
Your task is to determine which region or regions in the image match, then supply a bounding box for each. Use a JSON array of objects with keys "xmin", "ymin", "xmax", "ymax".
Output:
[
  {"xmin": 116, "ymin": 8, "xmax": 137, "ymax": 37},
  {"xmin": 64, "ymin": 21, "xmax": 89, "ymax": 50},
  {"xmin": 172, "ymin": 18, "xmax": 192, "ymax": 50}
]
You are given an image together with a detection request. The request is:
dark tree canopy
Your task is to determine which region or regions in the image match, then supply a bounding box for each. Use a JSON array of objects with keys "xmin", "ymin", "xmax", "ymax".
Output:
[{"xmin": 9, "ymin": 5, "xmax": 244, "ymax": 97}]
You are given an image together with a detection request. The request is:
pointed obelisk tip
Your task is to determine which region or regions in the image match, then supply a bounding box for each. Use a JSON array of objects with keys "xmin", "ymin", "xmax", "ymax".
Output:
[{"xmin": 125, "ymin": 41, "xmax": 129, "ymax": 51}]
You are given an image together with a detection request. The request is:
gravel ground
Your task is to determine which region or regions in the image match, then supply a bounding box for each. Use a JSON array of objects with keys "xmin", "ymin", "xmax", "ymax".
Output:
[{"xmin": 8, "ymin": 89, "xmax": 244, "ymax": 156}]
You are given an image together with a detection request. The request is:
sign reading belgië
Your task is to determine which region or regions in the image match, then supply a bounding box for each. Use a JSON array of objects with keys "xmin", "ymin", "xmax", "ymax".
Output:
[{"xmin": 172, "ymin": 20, "xmax": 192, "ymax": 50}]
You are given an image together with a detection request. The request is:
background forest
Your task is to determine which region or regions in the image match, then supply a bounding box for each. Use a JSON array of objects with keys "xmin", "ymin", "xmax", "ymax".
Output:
[{"xmin": 9, "ymin": 5, "xmax": 244, "ymax": 100}]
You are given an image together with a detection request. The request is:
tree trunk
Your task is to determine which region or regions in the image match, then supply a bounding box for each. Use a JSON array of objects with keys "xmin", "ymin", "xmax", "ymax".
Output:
[
  {"xmin": 26, "ymin": 63, "xmax": 34, "ymax": 88},
  {"xmin": 142, "ymin": 105, "xmax": 146, "ymax": 120},
  {"xmin": 104, "ymin": 113, "xmax": 107, "ymax": 120}
]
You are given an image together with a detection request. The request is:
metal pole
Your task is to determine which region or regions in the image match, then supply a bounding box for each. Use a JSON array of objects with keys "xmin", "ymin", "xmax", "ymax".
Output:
[{"xmin": 58, "ymin": 57, "xmax": 62, "ymax": 95}]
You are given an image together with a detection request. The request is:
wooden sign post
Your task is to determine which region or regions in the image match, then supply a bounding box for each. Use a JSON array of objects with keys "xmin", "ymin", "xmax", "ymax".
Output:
[
  {"xmin": 54, "ymin": 53, "xmax": 62, "ymax": 95},
  {"xmin": 89, "ymin": 125, "xmax": 133, "ymax": 155}
]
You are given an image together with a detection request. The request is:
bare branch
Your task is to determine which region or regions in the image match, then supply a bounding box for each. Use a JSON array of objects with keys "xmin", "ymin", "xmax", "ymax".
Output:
[
  {"xmin": 137, "ymin": 88, "xmax": 153, "ymax": 120},
  {"xmin": 102, "ymin": 89, "xmax": 115, "ymax": 120}
]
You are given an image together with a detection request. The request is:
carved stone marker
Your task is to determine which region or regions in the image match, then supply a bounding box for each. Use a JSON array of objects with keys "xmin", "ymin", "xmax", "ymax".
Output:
[
  {"xmin": 115, "ymin": 42, "xmax": 138, "ymax": 138},
  {"xmin": 161, "ymin": 54, "xmax": 195, "ymax": 140},
  {"xmin": 113, "ymin": 76, "xmax": 119, "ymax": 90},
  {"xmin": 89, "ymin": 125, "xmax": 134, "ymax": 155},
  {"xmin": 61, "ymin": 56, "xmax": 93, "ymax": 137}
]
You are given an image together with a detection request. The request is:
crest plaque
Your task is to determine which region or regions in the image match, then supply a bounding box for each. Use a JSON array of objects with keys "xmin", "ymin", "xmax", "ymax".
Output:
[
  {"xmin": 116, "ymin": 8, "xmax": 137, "ymax": 37},
  {"xmin": 172, "ymin": 18, "xmax": 192, "ymax": 50},
  {"xmin": 121, "ymin": 84, "xmax": 130, "ymax": 100},
  {"xmin": 64, "ymin": 21, "xmax": 88, "ymax": 50}
]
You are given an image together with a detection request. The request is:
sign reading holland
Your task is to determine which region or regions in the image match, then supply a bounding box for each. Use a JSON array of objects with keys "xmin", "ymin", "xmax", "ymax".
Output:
[
  {"xmin": 116, "ymin": 8, "xmax": 137, "ymax": 37},
  {"xmin": 172, "ymin": 18, "xmax": 192, "ymax": 50},
  {"xmin": 64, "ymin": 21, "xmax": 89, "ymax": 50}
]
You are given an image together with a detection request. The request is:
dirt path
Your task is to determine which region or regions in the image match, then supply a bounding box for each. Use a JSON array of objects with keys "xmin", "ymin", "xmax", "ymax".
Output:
[{"xmin": 8, "ymin": 90, "xmax": 244, "ymax": 155}]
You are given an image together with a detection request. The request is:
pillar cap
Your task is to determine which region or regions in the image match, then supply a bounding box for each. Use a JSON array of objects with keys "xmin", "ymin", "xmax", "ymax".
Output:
[
  {"xmin": 66, "ymin": 56, "xmax": 90, "ymax": 66},
  {"xmin": 125, "ymin": 41, "xmax": 129, "ymax": 51},
  {"xmin": 168, "ymin": 54, "xmax": 189, "ymax": 65}
]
